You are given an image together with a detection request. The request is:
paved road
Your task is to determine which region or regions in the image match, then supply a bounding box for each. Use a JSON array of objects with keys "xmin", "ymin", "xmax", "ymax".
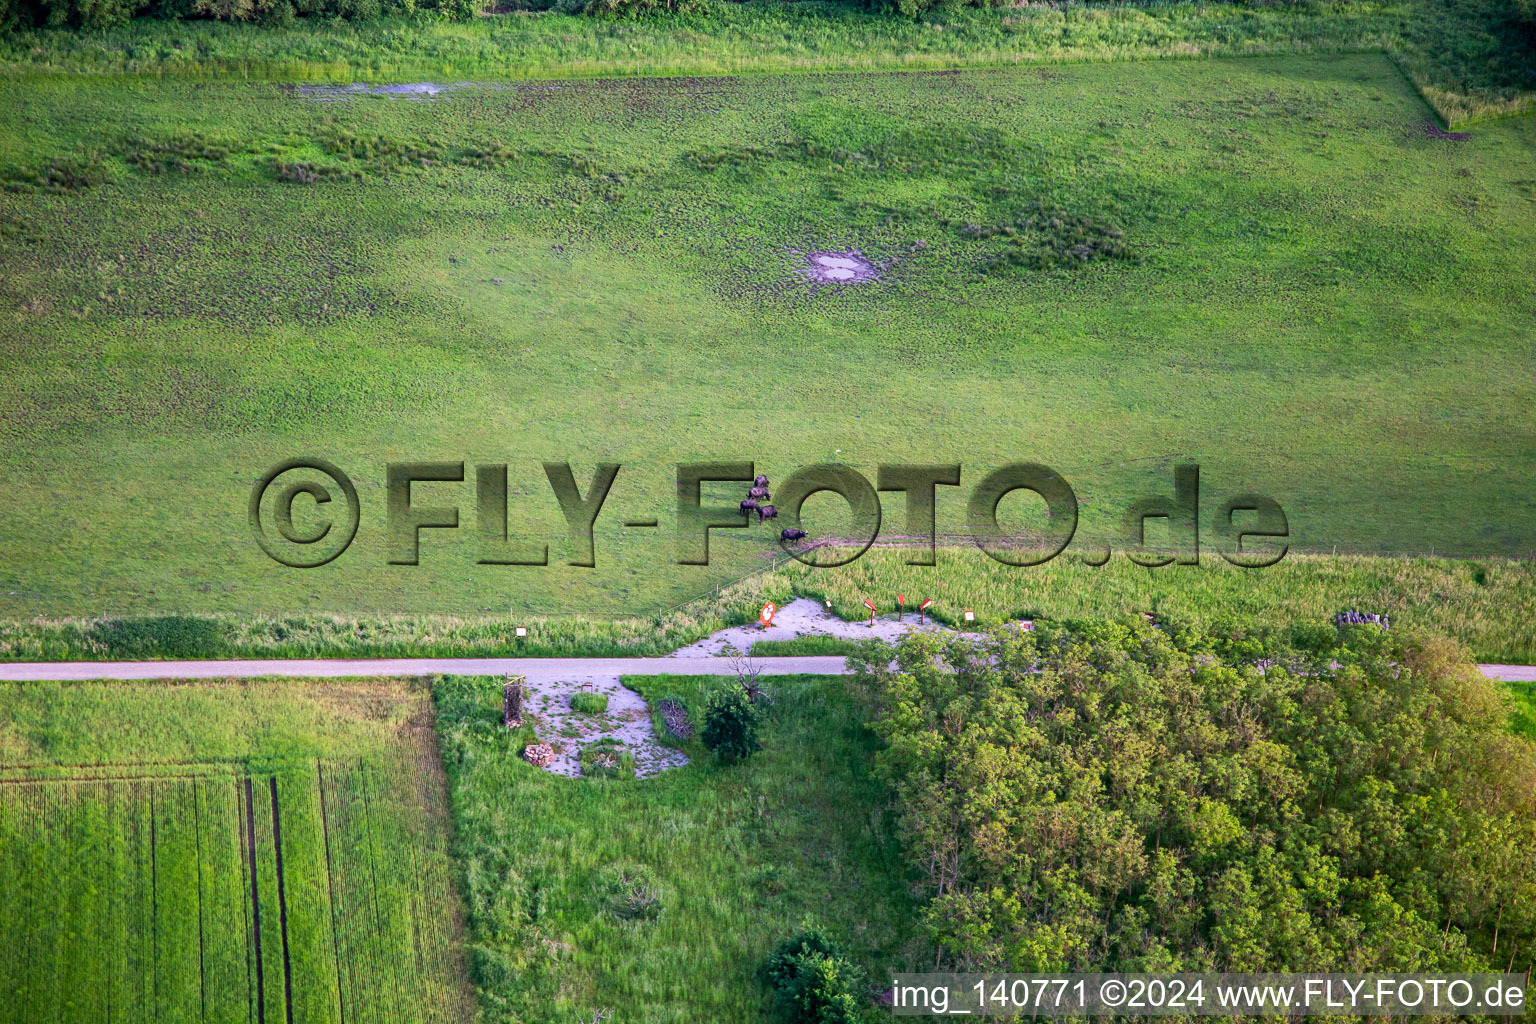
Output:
[
  {"xmin": 0, "ymin": 657, "xmax": 1528, "ymax": 682},
  {"xmin": 0, "ymin": 655, "xmax": 853, "ymax": 682}
]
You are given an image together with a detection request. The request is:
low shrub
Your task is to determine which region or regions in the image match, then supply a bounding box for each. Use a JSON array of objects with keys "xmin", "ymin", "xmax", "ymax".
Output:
[
  {"xmin": 701, "ymin": 686, "xmax": 762, "ymax": 763},
  {"xmin": 965, "ymin": 202, "xmax": 1138, "ymax": 273},
  {"xmin": 763, "ymin": 930, "xmax": 866, "ymax": 1024},
  {"xmin": 272, "ymin": 159, "xmax": 360, "ymax": 185},
  {"xmin": 569, "ymin": 691, "xmax": 609, "ymax": 714}
]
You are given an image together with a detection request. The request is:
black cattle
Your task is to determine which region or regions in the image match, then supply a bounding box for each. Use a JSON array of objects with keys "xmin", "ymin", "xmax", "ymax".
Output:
[
  {"xmin": 748, "ymin": 486, "xmax": 770, "ymax": 501},
  {"xmin": 754, "ymin": 474, "xmax": 769, "ymax": 488},
  {"xmin": 740, "ymin": 499, "xmax": 759, "ymax": 517},
  {"xmin": 780, "ymin": 528, "xmax": 807, "ymax": 542},
  {"xmin": 757, "ymin": 504, "xmax": 777, "ymax": 522}
]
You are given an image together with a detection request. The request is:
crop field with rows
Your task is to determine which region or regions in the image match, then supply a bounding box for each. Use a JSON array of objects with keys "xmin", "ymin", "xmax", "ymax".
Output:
[{"xmin": 0, "ymin": 677, "xmax": 472, "ymax": 1024}]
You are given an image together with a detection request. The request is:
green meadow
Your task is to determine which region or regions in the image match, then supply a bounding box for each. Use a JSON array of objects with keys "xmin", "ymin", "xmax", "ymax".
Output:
[
  {"xmin": 1, "ymin": 53, "xmax": 1534, "ymax": 631},
  {"xmin": 0, "ymin": 675, "xmax": 473, "ymax": 1023},
  {"xmin": 434, "ymin": 672, "xmax": 917, "ymax": 1023}
]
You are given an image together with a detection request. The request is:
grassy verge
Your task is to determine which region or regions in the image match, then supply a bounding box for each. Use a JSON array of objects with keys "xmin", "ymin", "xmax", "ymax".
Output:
[
  {"xmin": 432, "ymin": 671, "xmax": 918, "ymax": 1022},
  {"xmin": 1511, "ymin": 680, "xmax": 1536, "ymax": 739},
  {"xmin": 750, "ymin": 634, "xmax": 861, "ymax": 657},
  {"xmin": 0, "ymin": 1, "xmax": 1533, "ymax": 126},
  {"xmin": 3, "ymin": 553, "xmax": 1535, "ymax": 663}
]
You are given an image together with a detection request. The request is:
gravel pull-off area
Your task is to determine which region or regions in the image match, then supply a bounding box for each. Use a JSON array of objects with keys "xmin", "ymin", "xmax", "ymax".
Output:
[
  {"xmin": 668, "ymin": 596, "xmax": 959, "ymax": 657},
  {"xmin": 523, "ymin": 672, "xmax": 689, "ymax": 779}
]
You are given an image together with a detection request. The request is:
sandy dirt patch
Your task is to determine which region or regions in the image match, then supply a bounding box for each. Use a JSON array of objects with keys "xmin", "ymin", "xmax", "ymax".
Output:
[{"xmin": 523, "ymin": 672, "xmax": 689, "ymax": 779}]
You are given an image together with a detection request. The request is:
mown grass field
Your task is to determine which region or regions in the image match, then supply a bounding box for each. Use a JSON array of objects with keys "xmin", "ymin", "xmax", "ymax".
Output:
[
  {"xmin": 1, "ymin": 54, "xmax": 1534, "ymax": 629},
  {"xmin": 433, "ymin": 672, "xmax": 918, "ymax": 1023},
  {"xmin": 3, "ymin": 551, "xmax": 1535, "ymax": 664},
  {"xmin": 0, "ymin": 676, "xmax": 472, "ymax": 1024}
]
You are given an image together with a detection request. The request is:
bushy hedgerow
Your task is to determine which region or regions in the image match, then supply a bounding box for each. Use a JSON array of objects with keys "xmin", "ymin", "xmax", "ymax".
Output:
[
  {"xmin": 86, "ymin": 615, "xmax": 231, "ymax": 658},
  {"xmin": 4, "ymin": 0, "xmax": 433, "ymax": 29},
  {"xmin": 853, "ymin": 623, "xmax": 1536, "ymax": 973}
]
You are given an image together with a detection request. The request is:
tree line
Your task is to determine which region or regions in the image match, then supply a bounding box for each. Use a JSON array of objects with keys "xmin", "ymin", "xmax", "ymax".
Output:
[{"xmin": 850, "ymin": 620, "xmax": 1536, "ymax": 975}]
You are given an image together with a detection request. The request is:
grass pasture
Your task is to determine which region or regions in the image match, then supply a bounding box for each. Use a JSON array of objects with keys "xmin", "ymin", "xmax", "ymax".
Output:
[
  {"xmin": 1, "ymin": 54, "xmax": 1534, "ymax": 628},
  {"xmin": 433, "ymin": 672, "xmax": 918, "ymax": 1022},
  {"xmin": 0, "ymin": 676, "xmax": 472, "ymax": 1024}
]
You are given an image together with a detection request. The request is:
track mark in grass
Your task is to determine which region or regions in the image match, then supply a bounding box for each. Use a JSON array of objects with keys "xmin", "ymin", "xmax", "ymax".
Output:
[
  {"xmin": 149, "ymin": 785, "xmax": 159, "ymax": 1021},
  {"xmin": 244, "ymin": 777, "xmax": 267, "ymax": 1024},
  {"xmin": 316, "ymin": 760, "xmax": 349, "ymax": 1024},
  {"xmin": 269, "ymin": 776, "xmax": 297, "ymax": 1024},
  {"xmin": 194, "ymin": 783, "xmax": 207, "ymax": 1024}
]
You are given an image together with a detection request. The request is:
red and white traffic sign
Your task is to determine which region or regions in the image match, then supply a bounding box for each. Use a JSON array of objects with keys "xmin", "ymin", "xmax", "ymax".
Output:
[
  {"xmin": 897, "ymin": 593, "xmax": 905, "ymax": 604},
  {"xmin": 862, "ymin": 599, "xmax": 876, "ymax": 611},
  {"xmin": 760, "ymin": 601, "xmax": 776, "ymax": 627},
  {"xmin": 919, "ymin": 598, "xmax": 934, "ymax": 611}
]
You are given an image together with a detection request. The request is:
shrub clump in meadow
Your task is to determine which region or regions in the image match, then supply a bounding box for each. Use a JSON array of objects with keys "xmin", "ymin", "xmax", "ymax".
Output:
[
  {"xmin": 569, "ymin": 691, "xmax": 610, "ymax": 714},
  {"xmin": 966, "ymin": 202, "xmax": 1138, "ymax": 273},
  {"xmin": 319, "ymin": 125, "xmax": 440, "ymax": 172},
  {"xmin": 700, "ymin": 685, "xmax": 763, "ymax": 763},
  {"xmin": 3, "ymin": 152, "xmax": 113, "ymax": 195},
  {"xmin": 762, "ymin": 930, "xmax": 866, "ymax": 1024},
  {"xmin": 119, "ymin": 132, "xmax": 232, "ymax": 174},
  {"xmin": 271, "ymin": 159, "xmax": 360, "ymax": 185},
  {"xmin": 600, "ymin": 865, "xmax": 664, "ymax": 922},
  {"xmin": 579, "ymin": 737, "xmax": 634, "ymax": 779},
  {"xmin": 456, "ymin": 143, "xmax": 519, "ymax": 169}
]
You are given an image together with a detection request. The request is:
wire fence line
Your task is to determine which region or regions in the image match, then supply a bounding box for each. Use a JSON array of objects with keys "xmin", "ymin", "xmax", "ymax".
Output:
[{"xmin": 653, "ymin": 553, "xmax": 798, "ymax": 621}]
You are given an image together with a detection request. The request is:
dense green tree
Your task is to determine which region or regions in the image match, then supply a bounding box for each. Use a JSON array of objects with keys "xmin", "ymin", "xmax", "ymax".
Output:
[
  {"xmin": 763, "ymin": 930, "xmax": 867, "ymax": 1024},
  {"xmin": 701, "ymin": 684, "xmax": 763, "ymax": 763},
  {"xmin": 852, "ymin": 621, "xmax": 1536, "ymax": 975}
]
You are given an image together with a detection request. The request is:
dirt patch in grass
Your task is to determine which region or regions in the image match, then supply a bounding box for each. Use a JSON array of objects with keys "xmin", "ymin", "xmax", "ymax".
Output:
[{"xmin": 798, "ymin": 249, "xmax": 880, "ymax": 284}]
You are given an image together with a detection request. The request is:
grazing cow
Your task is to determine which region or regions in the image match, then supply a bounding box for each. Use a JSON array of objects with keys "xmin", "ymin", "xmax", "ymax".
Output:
[
  {"xmin": 754, "ymin": 474, "xmax": 769, "ymax": 488},
  {"xmin": 740, "ymin": 499, "xmax": 759, "ymax": 518},
  {"xmin": 757, "ymin": 504, "xmax": 777, "ymax": 523},
  {"xmin": 780, "ymin": 528, "xmax": 807, "ymax": 542},
  {"xmin": 748, "ymin": 486, "xmax": 770, "ymax": 501}
]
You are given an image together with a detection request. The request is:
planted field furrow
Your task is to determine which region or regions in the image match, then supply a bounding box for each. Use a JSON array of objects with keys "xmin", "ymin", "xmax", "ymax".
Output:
[
  {"xmin": 68, "ymin": 785, "xmax": 112, "ymax": 1024},
  {"xmin": 153, "ymin": 780, "xmax": 203, "ymax": 1023},
  {"xmin": 267, "ymin": 777, "xmax": 296, "ymax": 1024},
  {"xmin": 316, "ymin": 761, "xmax": 357, "ymax": 1024},
  {"xmin": 321, "ymin": 762, "xmax": 396, "ymax": 1024},
  {"xmin": 196, "ymin": 778, "xmax": 252, "ymax": 1024},
  {"xmin": 269, "ymin": 770, "xmax": 348, "ymax": 1024},
  {"xmin": 248, "ymin": 776, "xmax": 285, "ymax": 1024},
  {"xmin": 357, "ymin": 766, "xmax": 415, "ymax": 1021}
]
